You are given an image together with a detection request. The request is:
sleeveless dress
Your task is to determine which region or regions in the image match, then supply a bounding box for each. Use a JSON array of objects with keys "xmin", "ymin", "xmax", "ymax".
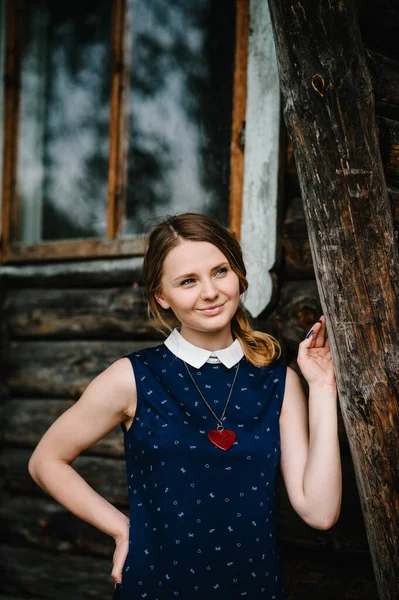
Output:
[{"xmin": 114, "ymin": 341, "xmax": 287, "ymax": 600}]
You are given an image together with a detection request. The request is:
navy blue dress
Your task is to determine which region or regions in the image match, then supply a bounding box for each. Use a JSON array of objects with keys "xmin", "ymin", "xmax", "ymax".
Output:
[{"xmin": 115, "ymin": 343, "xmax": 287, "ymax": 600}]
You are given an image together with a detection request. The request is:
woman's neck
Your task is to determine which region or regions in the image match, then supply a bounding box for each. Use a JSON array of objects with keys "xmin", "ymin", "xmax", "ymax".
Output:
[{"xmin": 179, "ymin": 325, "xmax": 234, "ymax": 351}]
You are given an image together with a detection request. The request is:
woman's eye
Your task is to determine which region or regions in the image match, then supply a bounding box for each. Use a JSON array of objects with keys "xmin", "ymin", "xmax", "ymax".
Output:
[
  {"xmin": 216, "ymin": 267, "xmax": 228, "ymax": 276},
  {"xmin": 180, "ymin": 278, "xmax": 195, "ymax": 286}
]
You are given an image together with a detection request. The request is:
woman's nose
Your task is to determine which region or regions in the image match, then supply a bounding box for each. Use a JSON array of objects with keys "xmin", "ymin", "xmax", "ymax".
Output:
[{"xmin": 200, "ymin": 279, "xmax": 219, "ymax": 300}]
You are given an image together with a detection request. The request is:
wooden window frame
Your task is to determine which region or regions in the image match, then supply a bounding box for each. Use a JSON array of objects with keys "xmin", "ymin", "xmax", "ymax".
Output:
[{"xmin": 0, "ymin": 0, "xmax": 248, "ymax": 264}]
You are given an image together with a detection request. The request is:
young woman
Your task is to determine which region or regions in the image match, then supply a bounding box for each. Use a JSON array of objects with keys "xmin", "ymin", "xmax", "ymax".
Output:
[{"xmin": 28, "ymin": 213, "xmax": 342, "ymax": 600}]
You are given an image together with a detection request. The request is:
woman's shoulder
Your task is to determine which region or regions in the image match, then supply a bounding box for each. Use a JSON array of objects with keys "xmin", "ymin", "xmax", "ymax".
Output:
[{"xmin": 123, "ymin": 341, "xmax": 167, "ymax": 363}]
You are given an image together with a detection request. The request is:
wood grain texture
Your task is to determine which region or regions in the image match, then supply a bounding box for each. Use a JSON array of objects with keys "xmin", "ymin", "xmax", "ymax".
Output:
[
  {"xmin": 240, "ymin": 0, "xmax": 281, "ymax": 318},
  {"xmin": 0, "ymin": 256, "xmax": 144, "ymax": 287},
  {"xmin": 1, "ymin": 399, "xmax": 125, "ymax": 457},
  {"xmin": 0, "ymin": 447, "xmax": 128, "ymax": 505},
  {"xmin": 229, "ymin": 0, "xmax": 249, "ymax": 239},
  {"xmin": 267, "ymin": 1, "xmax": 399, "ymax": 597},
  {"xmin": 0, "ymin": 544, "xmax": 114, "ymax": 599},
  {"xmin": 3, "ymin": 340, "xmax": 160, "ymax": 397},
  {"xmin": 3, "ymin": 287, "xmax": 153, "ymax": 339}
]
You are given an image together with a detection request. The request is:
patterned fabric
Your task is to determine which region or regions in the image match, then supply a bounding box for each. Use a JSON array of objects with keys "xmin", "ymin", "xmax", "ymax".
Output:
[{"xmin": 117, "ymin": 343, "xmax": 287, "ymax": 599}]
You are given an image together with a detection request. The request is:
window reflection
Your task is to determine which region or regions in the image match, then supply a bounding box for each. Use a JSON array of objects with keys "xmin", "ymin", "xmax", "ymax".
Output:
[
  {"xmin": 17, "ymin": 0, "xmax": 111, "ymax": 243},
  {"xmin": 124, "ymin": 0, "xmax": 235, "ymax": 235}
]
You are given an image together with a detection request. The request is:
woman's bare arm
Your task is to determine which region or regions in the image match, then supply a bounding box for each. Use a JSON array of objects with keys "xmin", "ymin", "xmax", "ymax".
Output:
[
  {"xmin": 28, "ymin": 357, "xmax": 136, "ymax": 542},
  {"xmin": 279, "ymin": 317, "xmax": 342, "ymax": 530}
]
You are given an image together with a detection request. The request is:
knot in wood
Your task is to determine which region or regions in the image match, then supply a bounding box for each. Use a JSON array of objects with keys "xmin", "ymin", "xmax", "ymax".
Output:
[
  {"xmin": 312, "ymin": 74, "xmax": 325, "ymax": 97},
  {"xmin": 354, "ymin": 394, "xmax": 366, "ymax": 407}
]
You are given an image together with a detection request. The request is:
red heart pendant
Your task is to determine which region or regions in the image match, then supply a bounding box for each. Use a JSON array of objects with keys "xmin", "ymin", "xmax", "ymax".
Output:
[{"xmin": 208, "ymin": 429, "xmax": 236, "ymax": 451}]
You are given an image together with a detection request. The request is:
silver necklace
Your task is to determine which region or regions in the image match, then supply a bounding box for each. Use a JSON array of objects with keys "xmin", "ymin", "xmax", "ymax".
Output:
[{"xmin": 183, "ymin": 361, "xmax": 240, "ymax": 451}]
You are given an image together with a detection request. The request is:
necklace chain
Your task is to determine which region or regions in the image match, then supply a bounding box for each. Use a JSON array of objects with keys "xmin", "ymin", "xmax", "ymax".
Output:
[{"xmin": 183, "ymin": 361, "xmax": 240, "ymax": 431}]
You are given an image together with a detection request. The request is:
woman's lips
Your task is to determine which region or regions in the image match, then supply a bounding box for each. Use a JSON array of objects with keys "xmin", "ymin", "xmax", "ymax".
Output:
[{"xmin": 199, "ymin": 303, "xmax": 225, "ymax": 315}]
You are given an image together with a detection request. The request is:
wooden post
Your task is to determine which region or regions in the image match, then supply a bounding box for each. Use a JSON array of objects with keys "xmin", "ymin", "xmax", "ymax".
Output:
[{"xmin": 267, "ymin": 1, "xmax": 399, "ymax": 598}]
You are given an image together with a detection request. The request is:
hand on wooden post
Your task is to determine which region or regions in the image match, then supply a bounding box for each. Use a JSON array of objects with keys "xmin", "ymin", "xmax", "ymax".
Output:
[{"xmin": 297, "ymin": 315, "xmax": 337, "ymax": 388}]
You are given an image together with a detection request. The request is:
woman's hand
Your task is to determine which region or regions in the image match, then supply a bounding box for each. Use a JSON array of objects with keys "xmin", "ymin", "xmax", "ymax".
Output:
[
  {"xmin": 297, "ymin": 315, "xmax": 336, "ymax": 388},
  {"xmin": 112, "ymin": 527, "xmax": 130, "ymax": 588}
]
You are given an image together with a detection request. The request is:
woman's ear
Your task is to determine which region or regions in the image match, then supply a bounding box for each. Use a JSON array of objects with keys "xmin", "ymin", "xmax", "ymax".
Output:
[{"xmin": 154, "ymin": 292, "xmax": 170, "ymax": 310}]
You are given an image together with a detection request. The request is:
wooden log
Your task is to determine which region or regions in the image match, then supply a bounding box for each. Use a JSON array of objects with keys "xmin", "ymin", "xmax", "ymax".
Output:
[
  {"xmin": 0, "ymin": 490, "xmax": 118, "ymax": 556},
  {"xmin": 1, "ymin": 399, "xmax": 125, "ymax": 457},
  {"xmin": 0, "ymin": 544, "xmax": 114, "ymax": 599},
  {"xmin": 267, "ymin": 1, "xmax": 399, "ymax": 598},
  {"xmin": 3, "ymin": 339, "xmax": 161, "ymax": 397},
  {"xmin": 378, "ymin": 116, "xmax": 399, "ymax": 187},
  {"xmin": 0, "ymin": 447, "xmax": 129, "ymax": 505},
  {"xmin": 0, "ymin": 256, "xmax": 144, "ymax": 288},
  {"xmin": 276, "ymin": 281, "xmax": 321, "ymax": 350},
  {"xmin": 282, "ymin": 197, "xmax": 314, "ymax": 278},
  {"xmin": 366, "ymin": 49, "xmax": 399, "ymax": 107},
  {"xmin": 3, "ymin": 286, "xmax": 156, "ymax": 339}
]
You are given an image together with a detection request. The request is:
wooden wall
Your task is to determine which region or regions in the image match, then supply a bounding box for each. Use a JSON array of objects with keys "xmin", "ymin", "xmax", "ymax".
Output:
[{"xmin": 1, "ymin": 1, "xmax": 398, "ymax": 598}]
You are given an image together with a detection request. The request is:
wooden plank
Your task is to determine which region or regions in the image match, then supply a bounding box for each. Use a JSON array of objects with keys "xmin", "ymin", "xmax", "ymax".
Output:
[
  {"xmin": 0, "ymin": 0, "xmax": 21, "ymax": 264},
  {"xmin": 0, "ymin": 447, "xmax": 129, "ymax": 505},
  {"xmin": 0, "ymin": 544, "xmax": 114, "ymax": 599},
  {"xmin": 4, "ymin": 340, "xmax": 160, "ymax": 397},
  {"xmin": 5, "ymin": 236, "xmax": 145, "ymax": 263},
  {"xmin": 1, "ymin": 399, "xmax": 125, "ymax": 457},
  {"xmin": 107, "ymin": 0, "xmax": 128, "ymax": 239},
  {"xmin": 282, "ymin": 196, "xmax": 314, "ymax": 278},
  {"xmin": 0, "ymin": 256, "xmax": 144, "ymax": 287},
  {"xmin": 3, "ymin": 287, "xmax": 154, "ymax": 339},
  {"xmin": 0, "ymin": 490, "xmax": 120, "ymax": 556},
  {"xmin": 229, "ymin": 0, "xmax": 249, "ymax": 240},
  {"xmin": 240, "ymin": 0, "xmax": 282, "ymax": 318},
  {"xmin": 267, "ymin": 1, "xmax": 399, "ymax": 597}
]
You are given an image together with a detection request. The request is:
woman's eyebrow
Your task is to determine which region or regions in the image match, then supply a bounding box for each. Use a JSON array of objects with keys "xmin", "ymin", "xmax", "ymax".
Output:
[{"xmin": 172, "ymin": 262, "xmax": 229, "ymax": 283}]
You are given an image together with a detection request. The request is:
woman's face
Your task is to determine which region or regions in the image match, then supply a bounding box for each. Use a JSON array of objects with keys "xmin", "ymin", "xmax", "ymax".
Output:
[{"xmin": 155, "ymin": 240, "xmax": 241, "ymax": 343}]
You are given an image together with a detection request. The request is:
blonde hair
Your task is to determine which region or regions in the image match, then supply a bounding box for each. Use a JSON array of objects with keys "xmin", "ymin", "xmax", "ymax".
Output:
[{"xmin": 142, "ymin": 213, "xmax": 281, "ymax": 367}]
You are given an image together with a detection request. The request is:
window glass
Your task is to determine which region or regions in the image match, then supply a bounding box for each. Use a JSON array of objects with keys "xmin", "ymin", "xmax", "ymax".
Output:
[
  {"xmin": 16, "ymin": 0, "xmax": 111, "ymax": 243},
  {"xmin": 123, "ymin": 0, "xmax": 236, "ymax": 235}
]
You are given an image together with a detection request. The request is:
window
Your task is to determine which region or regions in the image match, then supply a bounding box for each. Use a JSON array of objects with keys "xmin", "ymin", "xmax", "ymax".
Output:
[{"xmin": 0, "ymin": 0, "xmax": 248, "ymax": 262}]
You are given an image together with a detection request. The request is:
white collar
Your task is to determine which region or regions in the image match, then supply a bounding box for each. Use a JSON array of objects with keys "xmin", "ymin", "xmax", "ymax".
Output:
[{"xmin": 164, "ymin": 328, "xmax": 244, "ymax": 369}]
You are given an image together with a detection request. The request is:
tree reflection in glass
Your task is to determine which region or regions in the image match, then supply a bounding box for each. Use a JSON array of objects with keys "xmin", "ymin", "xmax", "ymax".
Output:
[
  {"xmin": 124, "ymin": 0, "xmax": 236, "ymax": 235},
  {"xmin": 17, "ymin": 0, "xmax": 111, "ymax": 242}
]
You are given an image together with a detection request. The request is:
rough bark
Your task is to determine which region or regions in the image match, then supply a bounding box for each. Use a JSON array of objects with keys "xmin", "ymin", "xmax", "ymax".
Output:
[{"xmin": 267, "ymin": 1, "xmax": 399, "ymax": 598}]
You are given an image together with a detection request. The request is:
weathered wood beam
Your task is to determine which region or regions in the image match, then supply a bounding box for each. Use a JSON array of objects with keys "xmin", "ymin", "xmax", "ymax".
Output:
[
  {"xmin": 3, "ymin": 287, "xmax": 154, "ymax": 339},
  {"xmin": 3, "ymin": 340, "xmax": 159, "ymax": 397},
  {"xmin": 0, "ymin": 256, "xmax": 144, "ymax": 288},
  {"xmin": 0, "ymin": 544, "xmax": 114, "ymax": 599},
  {"xmin": 1, "ymin": 399, "xmax": 125, "ymax": 457},
  {"xmin": 267, "ymin": 1, "xmax": 399, "ymax": 598},
  {"xmin": 0, "ymin": 447, "xmax": 128, "ymax": 505}
]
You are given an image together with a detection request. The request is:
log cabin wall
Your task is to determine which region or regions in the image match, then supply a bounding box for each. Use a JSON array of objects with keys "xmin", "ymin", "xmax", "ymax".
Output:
[{"xmin": 0, "ymin": 1, "xmax": 398, "ymax": 599}]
